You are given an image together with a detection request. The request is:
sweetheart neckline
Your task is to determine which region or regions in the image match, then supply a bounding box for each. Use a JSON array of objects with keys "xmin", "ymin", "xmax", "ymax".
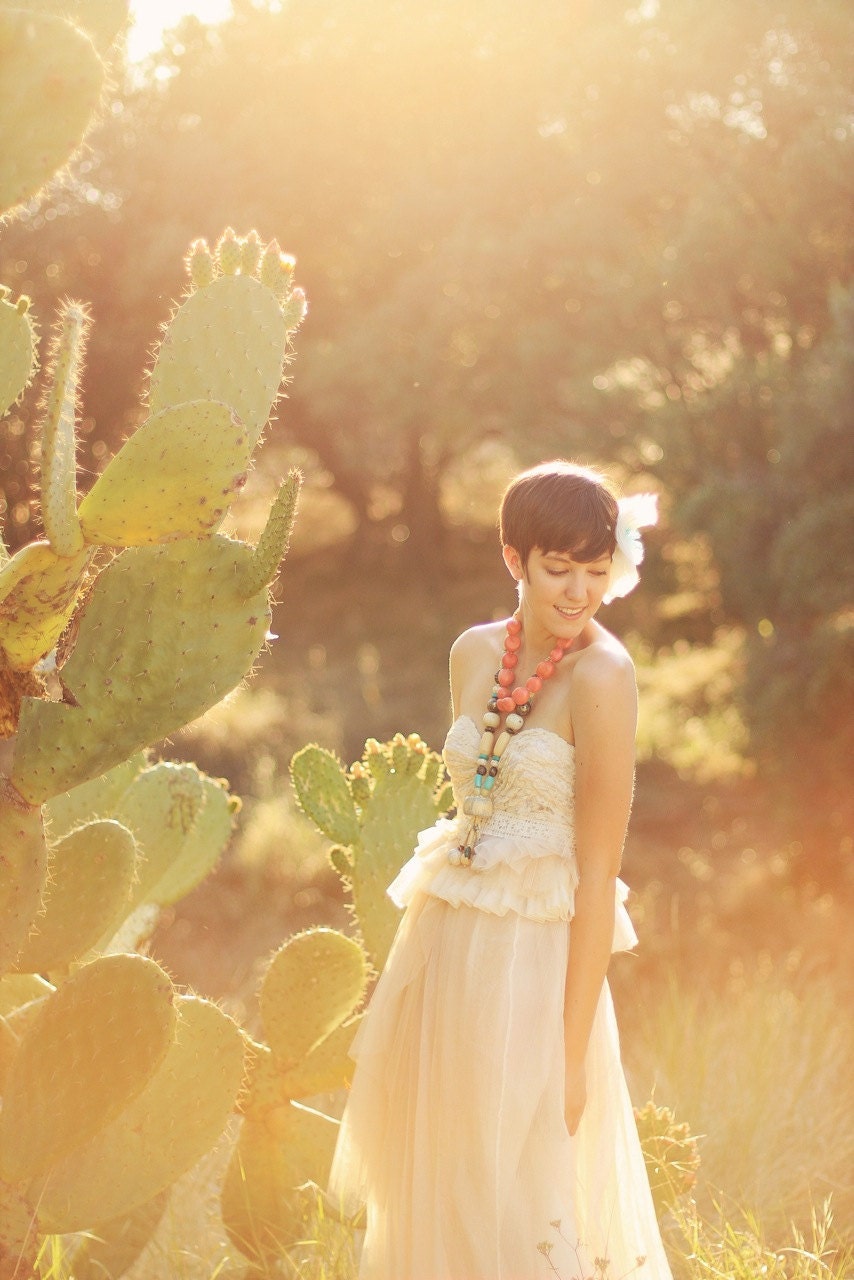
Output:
[{"xmin": 451, "ymin": 713, "xmax": 575, "ymax": 755}]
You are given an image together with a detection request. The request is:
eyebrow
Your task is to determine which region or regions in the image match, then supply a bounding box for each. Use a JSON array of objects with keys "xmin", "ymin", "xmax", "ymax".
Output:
[{"xmin": 543, "ymin": 550, "xmax": 611, "ymax": 564}]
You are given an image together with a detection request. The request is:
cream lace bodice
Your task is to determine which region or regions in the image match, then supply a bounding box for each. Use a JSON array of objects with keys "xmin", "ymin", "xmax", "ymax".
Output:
[
  {"xmin": 387, "ymin": 716, "xmax": 637, "ymax": 949},
  {"xmin": 445, "ymin": 714, "xmax": 576, "ymax": 848}
]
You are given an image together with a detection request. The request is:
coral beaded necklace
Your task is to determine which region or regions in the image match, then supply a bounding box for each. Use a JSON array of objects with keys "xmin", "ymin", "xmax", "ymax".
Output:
[{"xmin": 450, "ymin": 615, "xmax": 575, "ymax": 867}]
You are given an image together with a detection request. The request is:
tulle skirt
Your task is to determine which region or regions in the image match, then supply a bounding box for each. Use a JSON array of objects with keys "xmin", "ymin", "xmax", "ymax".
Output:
[{"xmin": 330, "ymin": 890, "xmax": 673, "ymax": 1280}]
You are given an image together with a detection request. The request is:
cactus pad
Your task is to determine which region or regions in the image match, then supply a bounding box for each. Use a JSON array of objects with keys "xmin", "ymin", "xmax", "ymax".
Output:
[
  {"xmin": 0, "ymin": 290, "xmax": 36, "ymax": 420},
  {"xmin": 222, "ymin": 1104, "xmax": 339, "ymax": 1262},
  {"xmin": 290, "ymin": 746, "xmax": 360, "ymax": 845},
  {"xmin": 45, "ymin": 753, "xmax": 146, "ymax": 842},
  {"xmin": 0, "ymin": 540, "xmax": 91, "ymax": 673},
  {"xmin": 78, "ymin": 400, "xmax": 252, "ymax": 546},
  {"xmin": 37, "ymin": 995, "xmax": 245, "ymax": 1232},
  {"xmin": 241, "ymin": 470, "xmax": 302, "ymax": 598},
  {"xmin": 0, "ymin": 973, "xmax": 52, "ymax": 1018},
  {"xmin": 0, "ymin": 10, "xmax": 105, "ymax": 217},
  {"xmin": 12, "ymin": 535, "xmax": 277, "ymax": 803},
  {"xmin": 0, "ymin": 782, "xmax": 48, "ymax": 973},
  {"xmin": 0, "ymin": 953, "xmax": 176, "ymax": 1183},
  {"xmin": 113, "ymin": 761, "xmax": 234, "ymax": 909},
  {"xmin": 260, "ymin": 928, "xmax": 368, "ymax": 1068},
  {"xmin": 69, "ymin": 1189, "xmax": 169, "ymax": 1280},
  {"xmin": 149, "ymin": 273, "xmax": 290, "ymax": 450},
  {"xmin": 13, "ymin": 819, "xmax": 137, "ymax": 975},
  {"xmin": 0, "ymin": 1180, "xmax": 37, "ymax": 1280},
  {"xmin": 23, "ymin": 0, "xmax": 130, "ymax": 54},
  {"xmin": 39, "ymin": 301, "xmax": 87, "ymax": 557},
  {"xmin": 276, "ymin": 1013, "xmax": 363, "ymax": 1099}
]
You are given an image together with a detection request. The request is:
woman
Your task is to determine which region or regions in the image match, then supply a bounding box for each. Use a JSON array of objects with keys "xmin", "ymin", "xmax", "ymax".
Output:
[{"xmin": 330, "ymin": 461, "xmax": 673, "ymax": 1280}]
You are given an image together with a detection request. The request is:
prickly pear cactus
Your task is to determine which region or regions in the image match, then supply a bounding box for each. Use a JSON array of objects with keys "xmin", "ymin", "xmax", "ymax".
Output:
[
  {"xmin": 291, "ymin": 733, "xmax": 452, "ymax": 968},
  {"xmin": 0, "ymin": 7, "xmax": 108, "ymax": 218},
  {"xmin": 222, "ymin": 928, "xmax": 369, "ymax": 1265},
  {"xmin": 0, "ymin": 289, "xmax": 36, "ymax": 420}
]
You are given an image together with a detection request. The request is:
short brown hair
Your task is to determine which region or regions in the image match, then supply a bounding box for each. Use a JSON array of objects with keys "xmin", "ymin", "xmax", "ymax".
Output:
[{"xmin": 499, "ymin": 460, "xmax": 618, "ymax": 566}]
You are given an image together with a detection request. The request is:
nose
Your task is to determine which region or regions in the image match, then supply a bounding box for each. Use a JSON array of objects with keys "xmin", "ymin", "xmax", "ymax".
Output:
[{"xmin": 563, "ymin": 569, "xmax": 586, "ymax": 601}]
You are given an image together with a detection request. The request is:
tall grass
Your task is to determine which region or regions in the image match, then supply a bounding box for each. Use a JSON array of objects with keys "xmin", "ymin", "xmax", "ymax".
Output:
[{"xmin": 626, "ymin": 972, "xmax": 854, "ymax": 1240}]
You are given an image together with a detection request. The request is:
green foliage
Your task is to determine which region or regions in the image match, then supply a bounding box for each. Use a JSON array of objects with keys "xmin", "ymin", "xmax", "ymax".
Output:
[
  {"xmin": 633, "ymin": 1100, "xmax": 700, "ymax": 1219},
  {"xmin": 292, "ymin": 733, "xmax": 451, "ymax": 969}
]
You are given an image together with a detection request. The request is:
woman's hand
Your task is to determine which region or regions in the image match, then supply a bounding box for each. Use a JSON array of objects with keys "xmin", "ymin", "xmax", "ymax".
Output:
[{"xmin": 564, "ymin": 1059, "xmax": 587, "ymax": 1136}]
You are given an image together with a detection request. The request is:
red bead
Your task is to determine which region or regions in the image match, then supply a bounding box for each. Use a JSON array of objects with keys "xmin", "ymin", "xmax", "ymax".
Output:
[
  {"xmin": 497, "ymin": 669, "xmax": 514, "ymax": 687},
  {"xmin": 497, "ymin": 695, "xmax": 515, "ymax": 712},
  {"xmin": 549, "ymin": 647, "xmax": 565, "ymax": 663},
  {"xmin": 506, "ymin": 617, "xmax": 522, "ymax": 634},
  {"xmin": 504, "ymin": 634, "xmax": 521, "ymax": 651},
  {"xmin": 512, "ymin": 686, "xmax": 529, "ymax": 705},
  {"xmin": 501, "ymin": 652, "xmax": 518, "ymax": 668},
  {"xmin": 526, "ymin": 675, "xmax": 543, "ymax": 694},
  {"xmin": 536, "ymin": 660, "xmax": 555, "ymax": 679}
]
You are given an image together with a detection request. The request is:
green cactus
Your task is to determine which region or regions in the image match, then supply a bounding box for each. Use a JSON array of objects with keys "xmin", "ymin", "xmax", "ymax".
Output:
[
  {"xmin": 260, "ymin": 928, "xmax": 368, "ymax": 1069},
  {"xmin": 21, "ymin": 0, "xmax": 129, "ymax": 53},
  {"xmin": 0, "ymin": 289, "xmax": 37, "ymax": 420},
  {"xmin": 112, "ymin": 761, "xmax": 236, "ymax": 911},
  {"xmin": 291, "ymin": 733, "xmax": 452, "ymax": 968},
  {"xmin": 0, "ymin": 953, "xmax": 176, "ymax": 1184},
  {"xmin": 37, "ymin": 995, "xmax": 245, "ymax": 1232},
  {"xmin": 0, "ymin": 8, "xmax": 106, "ymax": 218},
  {"xmin": 44, "ymin": 753, "xmax": 147, "ymax": 841},
  {"xmin": 39, "ymin": 300, "xmax": 88, "ymax": 557},
  {"xmin": 0, "ymin": 539, "xmax": 91, "ymax": 672},
  {"xmin": 0, "ymin": 1179, "xmax": 37, "ymax": 1280},
  {"xmin": 148, "ymin": 234, "xmax": 304, "ymax": 450},
  {"xmin": 70, "ymin": 1196, "xmax": 169, "ymax": 1280},
  {"xmin": 69, "ymin": 1189, "xmax": 170, "ymax": 1280},
  {"xmin": 221, "ymin": 928, "xmax": 368, "ymax": 1263},
  {"xmin": 11, "ymin": 509, "xmax": 299, "ymax": 803},
  {"xmin": 12, "ymin": 819, "xmax": 137, "ymax": 975},
  {"xmin": 0, "ymin": 973, "xmax": 51, "ymax": 1018},
  {"xmin": 222, "ymin": 1104, "xmax": 340, "ymax": 1265},
  {"xmin": 78, "ymin": 400, "xmax": 251, "ymax": 546},
  {"xmin": 0, "ymin": 781, "xmax": 48, "ymax": 972}
]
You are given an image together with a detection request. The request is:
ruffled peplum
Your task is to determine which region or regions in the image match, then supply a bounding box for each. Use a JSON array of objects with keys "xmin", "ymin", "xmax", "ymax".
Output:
[{"xmin": 388, "ymin": 814, "xmax": 638, "ymax": 952}]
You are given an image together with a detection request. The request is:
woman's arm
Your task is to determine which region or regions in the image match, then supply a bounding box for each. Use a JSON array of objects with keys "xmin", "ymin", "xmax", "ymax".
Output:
[{"xmin": 563, "ymin": 646, "xmax": 637, "ymax": 1134}]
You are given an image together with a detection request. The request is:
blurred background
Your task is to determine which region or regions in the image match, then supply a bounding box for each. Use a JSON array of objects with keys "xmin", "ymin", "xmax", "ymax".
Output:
[{"xmin": 1, "ymin": 0, "xmax": 852, "ymax": 1256}]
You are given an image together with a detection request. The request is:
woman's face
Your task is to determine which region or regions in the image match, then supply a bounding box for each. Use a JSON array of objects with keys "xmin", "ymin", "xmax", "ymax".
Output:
[{"xmin": 504, "ymin": 545, "xmax": 612, "ymax": 644}]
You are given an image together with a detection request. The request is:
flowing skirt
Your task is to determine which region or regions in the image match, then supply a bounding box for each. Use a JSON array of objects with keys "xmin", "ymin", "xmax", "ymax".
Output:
[{"xmin": 330, "ymin": 891, "xmax": 673, "ymax": 1280}]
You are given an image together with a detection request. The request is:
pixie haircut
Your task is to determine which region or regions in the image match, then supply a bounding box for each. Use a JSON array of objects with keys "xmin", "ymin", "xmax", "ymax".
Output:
[{"xmin": 499, "ymin": 461, "xmax": 618, "ymax": 568}]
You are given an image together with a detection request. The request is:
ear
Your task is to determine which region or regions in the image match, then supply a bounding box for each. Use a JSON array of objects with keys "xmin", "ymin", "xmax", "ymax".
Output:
[{"xmin": 502, "ymin": 544, "xmax": 524, "ymax": 582}]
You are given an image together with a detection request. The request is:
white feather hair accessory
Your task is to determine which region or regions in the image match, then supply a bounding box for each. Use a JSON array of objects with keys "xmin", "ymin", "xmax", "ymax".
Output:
[{"xmin": 603, "ymin": 492, "xmax": 659, "ymax": 604}]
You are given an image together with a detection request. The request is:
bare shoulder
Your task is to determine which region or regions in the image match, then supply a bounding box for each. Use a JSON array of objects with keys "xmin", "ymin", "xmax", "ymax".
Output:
[
  {"xmin": 570, "ymin": 629, "xmax": 637, "ymax": 722},
  {"xmin": 450, "ymin": 621, "xmax": 504, "ymax": 670},
  {"xmin": 574, "ymin": 630, "xmax": 635, "ymax": 686}
]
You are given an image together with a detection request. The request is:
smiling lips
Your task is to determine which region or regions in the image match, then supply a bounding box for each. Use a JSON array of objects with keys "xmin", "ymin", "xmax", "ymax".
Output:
[{"xmin": 555, "ymin": 604, "xmax": 584, "ymax": 619}]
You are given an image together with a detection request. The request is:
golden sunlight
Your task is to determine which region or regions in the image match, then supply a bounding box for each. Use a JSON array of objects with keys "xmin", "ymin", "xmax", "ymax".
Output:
[{"xmin": 127, "ymin": 0, "xmax": 233, "ymax": 60}]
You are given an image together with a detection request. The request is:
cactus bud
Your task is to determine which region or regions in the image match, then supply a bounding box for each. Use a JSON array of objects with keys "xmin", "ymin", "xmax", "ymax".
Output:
[
  {"xmin": 186, "ymin": 238, "xmax": 214, "ymax": 289},
  {"xmin": 281, "ymin": 285, "xmax": 307, "ymax": 332},
  {"xmin": 240, "ymin": 230, "xmax": 262, "ymax": 277},
  {"xmin": 215, "ymin": 227, "xmax": 241, "ymax": 276}
]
